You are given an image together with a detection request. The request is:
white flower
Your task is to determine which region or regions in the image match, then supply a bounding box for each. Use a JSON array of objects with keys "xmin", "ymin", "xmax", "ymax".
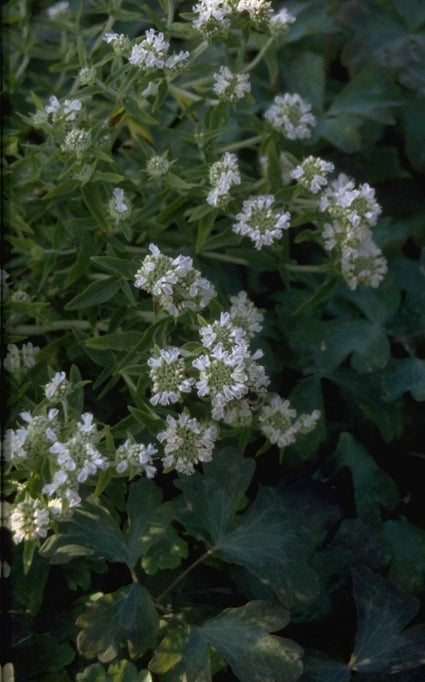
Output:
[
  {"xmin": 212, "ymin": 66, "xmax": 251, "ymax": 103},
  {"xmin": 269, "ymin": 7, "xmax": 296, "ymax": 34},
  {"xmin": 129, "ymin": 29, "xmax": 189, "ymax": 73},
  {"xmin": 207, "ymin": 152, "xmax": 241, "ymax": 206},
  {"xmin": 46, "ymin": 1, "xmax": 69, "ymax": 18},
  {"xmin": 192, "ymin": 0, "xmax": 233, "ymax": 35},
  {"xmin": 291, "ymin": 156, "xmax": 334, "ymax": 193},
  {"xmin": 199, "ymin": 311, "xmax": 247, "ymax": 352},
  {"xmin": 45, "ymin": 96, "xmax": 81, "ymax": 122},
  {"xmin": 4, "ymin": 342, "xmax": 40, "ymax": 373},
  {"xmin": 134, "ymin": 244, "xmax": 216, "ymax": 317},
  {"xmin": 44, "ymin": 371, "xmax": 69, "ymax": 400},
  {"xmin": 104, "ymin": 32, "xmax": 121, "ymax": 44},
  {"xmin": 236, "ymin": 0, "xmax": 273, "ymax": 24},
  {"xmin": 10, "ymin": 497, "xmax": 50, "ymax": 544},
  {"xmin": 221, "ymin": 398, "xmax": 255, "ymax": 426},
  {"xmin": 193, "ymin": 343, "xmax": 250, "ymax": 419},
  {"xmin": 340, "ymin": 236, "xmax": 388, "ymax": 290},
  {"xmin": 148, "ymin": 347, "xmax": 195, "ymax": 405},
  {"xmin": 264, "ymin": 93, "xmax": 316, "ymax": 140},
  {"xmin": 114, "ymin": 439, "xmax": 157, "ymax": 478},
  {"xmin": 109, "ymin": 187, "xmax": 131, "ymax": 222},
  {"xmin": 319, "ymin": 173, "xmax": 382, "ymax": 229},
  {"xmin": 146, "ymin": 152, "xmax": 170, "ymax": 178},
  {"xmin": 61, "ymin": 128, "xmax": 91, "ymax": 157},
  {"xmin": 5, "ymin": 409, "xmax": 60, "ymax": 462},
  {"xmin": 233, "ymin": 194, "xmax": 291, "ymax": 249},
  {"xmin": 229, "ymin": 290, "xmax": 264, "ymax": 339},
  {"xmin": 259, "ymin": 394, "xmax": 320, "ymax": 447},
  {"xmin": 157, "ymin": 413, "xmax": 217, "ymax": 474}
]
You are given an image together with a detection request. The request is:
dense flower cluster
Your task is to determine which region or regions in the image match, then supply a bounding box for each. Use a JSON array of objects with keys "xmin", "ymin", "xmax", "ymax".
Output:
[
  {"xmin": 291, "ymin": 156, "xmax": 335, "ymax": 194},
  {"xmin": 258, "ymin": 394, "xmax": 321, "ymax": 447},
  {"xmin": 319, "ymin": 174, "xmax": 387, "ymax": 289},
  {"xmin": 233, "ymin": 194, "xmax": 291, "ymax": 249},
  {"xmin": 114, "ymin": 439, "xmax": 157, "ymax": 478},
  {"xmin": 45, "ymin": 96, "xmax": 81, "ymax": 123},
  {"xmin": 264, "ymin": 93, "xmax": 316, "ymax": 140},
  {"xmin": 10, "ymin": 496, "xmax": 50, "ymax": 544},
  {"xmin": 157, "ymin": 413, "xmax": 217, "ymax": 474},
  {"xmin": 207, "ymin": 152, "xmax": 241, "ymax": 206},
  {"xmin": 134, "ymin": 243, "xmax": 216, "ymax": 316},
  {"xmin": 192, "ymin": 0, "xmax": 295, "ymax": 35},
  {"xmin": 128, "ymin": 29, "xmax": 189, "ymax": 74},
  {"xmin": 212, "ymin": 66, "xmax": 251, "ymax": 102},
  {"xmin": 4, "ymin": 342, "xmax": 40, "ymax": 373},
  {"xmin": 108, "ymin": 187, "xmax": 131, "ymax": 222},
  {"xmin": 148, "ymin": 347, "xmax": 195, "ymax": 405}
]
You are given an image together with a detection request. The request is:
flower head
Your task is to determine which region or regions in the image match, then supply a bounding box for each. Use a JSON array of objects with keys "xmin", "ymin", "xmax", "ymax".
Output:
[
  {"xmin": 229, "ymin": 290, "xmax": 264, "ymax": 340},
  {"xmin": 46, "ymin": 1, "xmax": 69, "ymax": 18},
  {"xmin": 192, "ymin": 0, "xmax": 233, "ymax": 36},
  {"xmin": 10, "ymin": 497, "xmax": 50, "ymax": 544},
  {"xmin": 233, "ymin": 195, "xmax": 291, "ymax": 249},
  {"xmin": 212, "ymin": 66, "xmax": 251, "ymax": 103},
  {"xmin": 108, "ymin": 187, "xmax": 131, "ymax": 222},
  {"xmin": 146, "ymin": 152, "xmax": 171, "ymax": 178},
  {"xmin": 4, "ymin": 343, "xmax": 39, "ymax": 373},
  {"xmin": 45, "ymin": 96, "xmax": 82, "ymax": 123},
  {"xmin": 129, "ymin": 29, "xmax": 189, "ymax": 74},
  {"xmin": 259, "ymin": 394, "xmax": 320, "ymax": 447},
  {"xmin": 268, "ymin": 7, "xmax": 296, "ymax": 34},
  {"xmin": 148, "ymin": 347, "xmax": 195, "ymax": 405},
  {"xmin": 207, "ymin": 152, "xmax": 241, "ymax": 206},
  {"xmin": 265, "ymin": 93, "xmax": 316, "ymax": 140},
  {"xmin": 199, "ymin": 311, "xmax": 247, "ymax": 352},
  {"xmin": 44, "ymin": 371, "xmax": 70, "ymax": 401},
  {"xmin": 114, "ymin": 439, "xmax": 157, "ymax": 478},
  {"xmin": 236, "ymin": 0, "xmax": 273, "ymax": 26},
  {"xmin": 61, "ymin": 128, "xmax": 92, "ymax": 157},
  {"xmin": 157, "ymin": 413, "xmax": 217, "ymax": 474},
  {"xmin": 291, "ymin": 155, "xmax": 334, "ymax": 193}
]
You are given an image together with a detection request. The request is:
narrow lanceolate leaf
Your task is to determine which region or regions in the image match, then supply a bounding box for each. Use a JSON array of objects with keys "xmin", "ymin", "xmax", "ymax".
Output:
[
  {"xmin": 40, "ymin": 497, "xmax": 130, "ymax": 565},
  {"xmin": 349, "ymin": 566, "xmax": 425, "ymax": 674},
  {"xmin": 126, "ymin": 478, "xmax": 174, "ymax": 565},
  {"xmin": 76, "ymin": 584, "xmax": 159, "ymax": 663}
]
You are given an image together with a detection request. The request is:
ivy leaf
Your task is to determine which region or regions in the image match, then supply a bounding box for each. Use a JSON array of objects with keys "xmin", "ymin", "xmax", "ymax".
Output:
[
  {"xmin": 382, "ymin": 520, "xmax": 425, "ymax": 593},
  {"xmin": 126, "ymin": 478, "xmax": 174, "ymax": 565},
  {"xmin": 40, "ymin": 497, "xmax": 130, "ymax": 565},
  {"xmin": 141, "ymin": 526, "xmax": 188, "ymax": 574},
  {"xmin": 76, "ymin": 660, "xmax": 152, "ymax": 682},
  {"xmin": 76, "ymin": 584, "xmax": 159, "ymax": 663},
  {"xmin": 325, "ymin": 432, "xmax": 399, "ymax": 525},
  {"xmin": 301, "ymin": 654, "xmax": 351, "ymax": 682},
  {"xmin": 175, "ymin": 447, "xmax": 255, "ymax": 544},
  {"xmin": 327, "ymin": 67, "xmax": 402, "ymax": 122},
  {"xmin": 190, "ymin": 601, "xmax": 302, "ymax": 682},
  {"xmin": 349, "ymin": 566, "xmax": 425, "ymax": 674},
  {"xmin": 381, "ymin": 358, "xmax": 425, "ymax": 402}
]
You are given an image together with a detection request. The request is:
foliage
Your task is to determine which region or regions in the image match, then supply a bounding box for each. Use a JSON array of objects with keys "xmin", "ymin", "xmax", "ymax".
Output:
[{"xmin": 3, "ymin": 0, "xmax": 425, "ymax": 681}]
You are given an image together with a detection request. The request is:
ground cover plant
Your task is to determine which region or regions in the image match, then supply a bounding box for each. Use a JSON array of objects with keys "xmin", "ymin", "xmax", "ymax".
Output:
[{"xmin": 3, "ymin": 0, "xmax": 425, "ymax": 680}]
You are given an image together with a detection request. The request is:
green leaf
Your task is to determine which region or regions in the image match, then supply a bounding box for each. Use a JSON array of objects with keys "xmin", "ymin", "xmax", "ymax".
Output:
[
  {"xmin": 126, "ymin": 478, "xmax": 173, "ymax": 565},
  {"xmin": 13, "ymin": 634, "xmax": 75, "ymax": 677},
  {"xmin": 349, "ymin": 566, "xmax": 425, "ymax": 673},
  {"xmin": 318, "ymin": 113, "xmax": 362, "ymax": 153},
  {"xmin": 328, "ymin": 67, "xmax": 402, "ymax": 122},
  {"xmin": 175, "ymin": 448, "xmax": 255, "ymax": 544},
  {"xmin": 64, "ymin": 277, "xmax": 120, "ymax": 310},
  {"xmin": 300, "ymin": 654, "xmax": 350, "ymax": 682},
  {"xmin": 381, "ymin": 358, "xmax": 425, "ymax": 402},
  {"xmin": 284, "ymin": 52, "xmax": 325, "ymax": 112},
  {"xmin": 40, "ymin": 497, "xmax": 130, "ymax": 565},
  {"xmin": 82, "ymin": 185, "xmax": 107, "ymax": 228},
  {"xmin": 141, "ymin": 526, "xmax": 188, "ymax": 574},
  {"xmin": 91, "ymin": 256, "xmax": 140, "ymax": 280},
  {"xmin": 199, "ymin": 601, "xmax": 303, "ymax": 682},
  {"xmin": 77, "ymin": 584, "xmax": 159, "ymax": 662},
  {"xmin": 85, "ymin": 331, "xmax": 143, "ymax": 351},
  {"xmin": 326, "ymin": 433, "xmax": 399, "ymax": 525},
  {"xmin": 382, "ymin": 520, "xmax": 425, "ymax": 594}
]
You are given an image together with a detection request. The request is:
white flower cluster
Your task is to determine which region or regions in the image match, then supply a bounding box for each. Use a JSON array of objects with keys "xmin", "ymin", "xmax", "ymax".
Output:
[
  {"xmin": 114, "ymin": 439, "xmax": 157, "ymax": 478},
  {"xmin": 10, "ymin": 496, "xmax": 50, "ymax": 544},
  {"xmin": 46, "ymin": 1, "xmax": 69, "ymax": 18},
  {"xmin": 41, "ymin": 412, "xmax": 108, "ymax": 507},
  {"xmin": 319, "ymin": 174, "xmax": 387, "ymax": 289},
  {"xmin": 148, "ymin": 347, "xmax": 195, "ymax": 406},
  {"xmin": 128, "ymin": 29, "xmax": 189, "ymax": 74},
  {"xmin": 265, "ymin": 93, "xmax": 316, "ymax": 140},
  {"xmin": 108, "ymin": 187, "xmax": 131, "ymax": 222},
  {"xmin": 5, "ymin": 408, "xmax": 60, "ymax": 462},
  {"xmin": 258, "ymin": 394, "xmax": 321, "ymax": 447},
  {"xmin": 61, "ymin": 128, "xmax": 92, "ymax": 157},
  {"xmin": 212, "ymin": 66, "xmax": 251, "ymax": 103},
  {"xmin": 192, "ymin": 0, "xmax": 295, "ymax": 35},
  {"xmin": 4, "ymin": 342, "xmax": 40, "ymax": 373},
  {"xmin": 44, "ymin": 371, "xmax": 70, "ymax": 401},
  {"xmin": 193, "ymin": 297, "xmax": 269, "ymax": 422},
  {"xmin": 207, "ymin": 152, "xmax": 241, "ymax": 206},
  {"xmin": 291, "ymin": 156, "xmax": 335, "ymax": 194},
  {"xmin": 134, "ymin": 243, "xmax": 216, "ymax": 317},
  {"xmin": 45, "ymin": 95, "xmax": 82, "ymax": 123},
  {"xmin": 146, "ymin": 152, "xmax": 171, "ymax": 178},
  {"xmin": 233, "ymin": 194, "xmax": 291, "ymax": 249},
  {"xmin": 158, "ymin": 413, "xmax": 217, "ymax": 475}
]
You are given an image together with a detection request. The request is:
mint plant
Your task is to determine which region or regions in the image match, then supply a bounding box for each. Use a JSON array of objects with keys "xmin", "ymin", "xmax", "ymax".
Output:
[{"xmin": 4, "ymin": 1, "xmax": 425, "ymax": 680}]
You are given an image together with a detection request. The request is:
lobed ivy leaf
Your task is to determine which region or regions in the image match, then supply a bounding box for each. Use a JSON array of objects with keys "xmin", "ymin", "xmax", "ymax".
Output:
[
  {"xmin": 381, "ymin": 358, "xmax": 425, "ymax": 402},
  {"xmin": 126, "ymin": 478, "xmax": 174, "ymax": 566},
  {"xmin": 40, "ymin": 496, "xmax": 130, "ymax": 565},
  {"xmin": 327, "ymin": 67, "xmax": 402, "ymax": 122},
  {"xmin": 160, "ymin": 601, "xmax": 303, "ymax": 682},
  {"xmin": 349, "ymin": 566, "xmax": 425, "ymax": 674},
  {"xmin": 76, "ymin": 660, "xmax": 152, "ymax": 682},
  {"xmin": 325, "ymin": 432, "xmax": 399, "ymax": 525},
  {"xmin": 141, "ymin": 526, "xmax": 188, "ymax": 575},
  {"xmin": 76, "ymin": 584, "xmax": 159, "ymax": 663},
  {"xmin": 382, "ymin": 520, "xmax": 425, "ymax": 594}
]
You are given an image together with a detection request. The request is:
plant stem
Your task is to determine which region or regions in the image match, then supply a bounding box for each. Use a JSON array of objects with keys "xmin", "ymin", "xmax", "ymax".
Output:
[
  {"xmin": 217, "ymin": 135, "xmax": 263, "ymax": 153},
  {"xmin": 242, "ymin": 37, "xmax": 274, "ymax": 73},
  {"xmin": 9, "ymin": 320, "xmax": 108, "ymax": 335},
  {"xmin": 156, "ymin": 547, "xmax": 215, "ymax": 602}
]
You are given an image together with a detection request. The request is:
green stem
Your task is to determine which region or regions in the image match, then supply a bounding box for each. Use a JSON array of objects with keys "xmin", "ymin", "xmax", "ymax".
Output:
[
  {"xmin": 242, "ymin": 37, "xmax": 274, "ymax": 73},
  {"xmin": 128, "ymin": 564, "xmax": 139, "ymax": 583},
  {"xmin": 217, "ymin": 135, "xmax": 263, "ymax": 153},
  {"xmin": 156, "ymin": 547, "xmax": 215, "ymax": 603},
  {"xmin": 284, "ymin": 264, "xmax": 328, "ymax": 273}
]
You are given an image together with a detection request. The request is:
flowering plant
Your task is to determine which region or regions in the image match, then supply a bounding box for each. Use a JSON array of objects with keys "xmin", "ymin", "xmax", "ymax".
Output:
[{"xmin": 3, "ymin": 0, "xmax": 425, "ymax": 680}]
